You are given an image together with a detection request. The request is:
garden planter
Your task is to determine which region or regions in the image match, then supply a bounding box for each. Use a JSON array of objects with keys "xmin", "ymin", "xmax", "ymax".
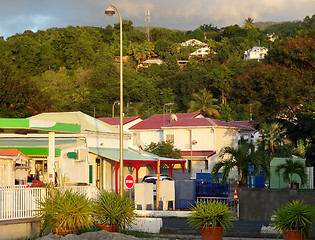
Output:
[
  {"xmin": 200, "ymin": 226, "xmax": 223, "ymax": 240},
  {"xmin": 284, "ymin": 230, "xmax": 306, "ymax": 240},
  {"xmin": 96, "ymin": 223, "xmax": 118, "ymax": 232},
  {"xmin": 52, "ymin": 228, "xmax": 74, "ymax": 236},
  {"xmin": 290, "ymin": 182, "xmax": 299, "ymax": 189}
]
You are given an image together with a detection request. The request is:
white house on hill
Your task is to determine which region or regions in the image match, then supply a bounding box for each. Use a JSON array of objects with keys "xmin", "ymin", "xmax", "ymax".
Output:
[
  {"xmin": 181, "ymin": 39, "xmax": 207, "ymax": 47},
  {"xmin": 189, "ymin": 46, "xmax": 211, "ymax": 59},
  {"xmin": 244, "ymin": 47, "xmax": 268, "ymax": 61}
]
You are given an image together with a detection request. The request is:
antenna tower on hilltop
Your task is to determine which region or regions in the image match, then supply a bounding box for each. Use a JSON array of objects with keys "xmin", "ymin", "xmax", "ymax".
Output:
[{"xmin": 145, "ymin": 10, "xmax": 150, "ymax": 42}]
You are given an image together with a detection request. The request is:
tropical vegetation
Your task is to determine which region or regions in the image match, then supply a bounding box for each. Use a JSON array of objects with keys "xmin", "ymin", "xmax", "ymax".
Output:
[
  {"xmin": 271, "ymin": 200, "xmax": 315, "ymax": 239},
  {"xmin": 144, "ymin": 140, "xmax": 182, "ymax": 159},
  {"xmin": 0, "ymin": 14, "xmax": 314, "ymax": 166},
  {"xmin": 188, "ymin": 200, "xmax": 234, "ymax": 231},
  {"xmin": 36, "ymin": 188, "xmax": 94, "ymax": 236},
  {"xmin": 211, "ymin": 143, "xmax": 270, "ymax": 187},
  {"xmin": 93, "ymin": 191, "xmax": 136, "ymax": 229},
  {"xmin": 275, "ymin": 159, "xmax": 307, "ymax": 187}
]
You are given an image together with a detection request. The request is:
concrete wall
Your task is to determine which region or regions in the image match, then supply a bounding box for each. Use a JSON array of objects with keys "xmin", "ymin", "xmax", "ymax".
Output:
[
  {"xmin": 239, "ymin": 188, "xmax": 315, "ymax": 221},
  {"xmin": 0, "ymin": 158, "xmax": 15, "ymax": 185},
  {"xmin": 0, "ymin": 219, "xmax": 40, "ymax": 240}
]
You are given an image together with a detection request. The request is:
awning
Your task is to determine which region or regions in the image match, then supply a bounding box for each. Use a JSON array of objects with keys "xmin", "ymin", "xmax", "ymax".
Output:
[
  {"xmin": 0, "ymin": 118, "xmax": 81, "ymax": 134},
  {"xmin": 88, "ymin": 147, "xmax": 186, "ymax": 192},
  {"xmin": 0, "ymin": 138, "xmax": 85, "ymax": 157},
  {"xmin": 88, "ymin": 147, "xmax": 157, "ymax": 163}
]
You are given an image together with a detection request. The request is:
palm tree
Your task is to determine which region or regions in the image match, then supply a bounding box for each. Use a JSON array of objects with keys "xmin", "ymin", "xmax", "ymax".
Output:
[
  {"xmin": 211, "ymin": 143, "xmax": 269, "ymax": 187},
  {"xmin": 243, "ymin": 17, "xmax": 254, "ymax": 29},
  {"xmin": 259, "ymin": 122, "xmax": 292, "ymax": 167},
  {"xmin": 275, "ymin": 159, "xmax": 307, "ymax": 187},
  {"xmin": 129, "ymin": 42, "xmax": 155, "ymax": 66},
  {"xmin": 188, "ymin": 88, "xmax": 220, "ymax": 118}
]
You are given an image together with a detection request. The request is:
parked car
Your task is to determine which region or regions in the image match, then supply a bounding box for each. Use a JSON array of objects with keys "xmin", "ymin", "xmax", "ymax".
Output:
[{"xmin": 141, "ymin": 174, "xmax": 173, "ymax": 198}]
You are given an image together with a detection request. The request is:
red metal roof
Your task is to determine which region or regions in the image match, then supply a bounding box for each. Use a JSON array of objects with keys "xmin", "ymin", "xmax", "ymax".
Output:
[
  {"xmin": 0, "ymin": 149, "xmax": 20, "ymax": 156},
  {"xmin": 181, "ymin": 150, "xmax": 216, "ymax": 158},
  {"xmin": 98, "ymin": 117, "xmax": 143, "ymax": 126},
  {"xmin": 230, "ymin": 121, "xmax": 256, "ymax": 132},
  {"xmin": 129, "ymin": 113, "xmax": 202, "ymax": 130},
  {"xmin": 163, "ymin": 118, "xmax": 240, "ymax": 128}
]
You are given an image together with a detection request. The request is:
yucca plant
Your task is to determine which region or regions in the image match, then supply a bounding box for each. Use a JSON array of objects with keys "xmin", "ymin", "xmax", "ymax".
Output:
[
  {"xmin": 188, "ymin": 201, "xmax": 234, "ymax": 231},
  {"xmin": 93, "ymin": 191, "xmax": 135, "ymax": 229},
  {"xmin": 271, "ymin": 200, "xmax": 315, "ymax": 239},
  {"xmin": 36, "ymin": 188, "xmax": 94, "ymax": 235}
]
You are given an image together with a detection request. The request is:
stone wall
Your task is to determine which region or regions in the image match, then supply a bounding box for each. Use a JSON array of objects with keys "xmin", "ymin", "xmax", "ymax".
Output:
[{"xmin": 239, "ymin": 188, "xmax": 315, "ymax": 221}]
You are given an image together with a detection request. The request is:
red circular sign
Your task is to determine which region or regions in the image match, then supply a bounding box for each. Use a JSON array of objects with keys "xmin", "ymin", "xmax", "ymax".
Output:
[{"xmin": 125, "ymin": 175, "xmax": 134, "ymax": 189}]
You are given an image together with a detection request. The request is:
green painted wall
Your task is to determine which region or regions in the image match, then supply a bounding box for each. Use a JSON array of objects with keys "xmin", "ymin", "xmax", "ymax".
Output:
[{"xmin": 270, "ymin": 157, "xmax": 306, "ymax": 189}]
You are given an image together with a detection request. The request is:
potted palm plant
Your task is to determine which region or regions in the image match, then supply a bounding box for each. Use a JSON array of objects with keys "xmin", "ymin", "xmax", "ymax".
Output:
[
  {"xmin": 36, "ymin": 188, "xmax": 94, "ymax": 236},
  {"xmin": 93, "ymin": 191, "xmax": 136, "ymax": 232},
  {"xmin": 271, "ymin": 200, "xmax": 315, "ymax": 240},
  {"xmin": 188, "ymin": 201, "xmax": 234, "ymax": 240}
]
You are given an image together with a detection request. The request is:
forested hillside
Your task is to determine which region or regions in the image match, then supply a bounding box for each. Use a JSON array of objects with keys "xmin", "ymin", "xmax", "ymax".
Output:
[{"xmin": 0, "ymin": 16, "xmax": 314, "ymax": 125}]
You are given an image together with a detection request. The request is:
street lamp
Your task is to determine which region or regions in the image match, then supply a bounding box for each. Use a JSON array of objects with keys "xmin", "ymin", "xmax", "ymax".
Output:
[
  {"xmin": 105, "ymin": 4, "xmax": 124, "ymax": 196},
  {"xmin": 112, "ymin": 101, "xmax": 120, "ymax": 118}
]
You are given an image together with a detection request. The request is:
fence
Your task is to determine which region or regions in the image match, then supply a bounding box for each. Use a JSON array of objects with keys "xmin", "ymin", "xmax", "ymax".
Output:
[
  {"xmin": 196, "ymin": 196, "xmax": 239, "ymax": 218},
  {"xmin": 0, "ymin": 185, "xmax": 99, "ymax": 221}
]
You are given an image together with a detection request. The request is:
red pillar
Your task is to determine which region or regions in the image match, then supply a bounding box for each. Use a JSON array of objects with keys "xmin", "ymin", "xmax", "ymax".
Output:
[
  {"xmin": 168, "ymin": 163, "xmax": 175, "ymax": 178},
  {"xmin": 181, "ymin": 163, "xmax": 185, "ymax": 173},
  {"xmin": 133, "ymin": 163, "xmax": 142, "ymax": 183}
]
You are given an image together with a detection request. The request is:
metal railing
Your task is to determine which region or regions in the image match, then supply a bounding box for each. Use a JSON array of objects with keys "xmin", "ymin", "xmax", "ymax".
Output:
[
  {"xmin": 196, "ymin": 196, "xmax": 239, "ymax": 218},
  {"xmin": 0, "ymin": 185, "xmax": 99, "ymax": 221}
]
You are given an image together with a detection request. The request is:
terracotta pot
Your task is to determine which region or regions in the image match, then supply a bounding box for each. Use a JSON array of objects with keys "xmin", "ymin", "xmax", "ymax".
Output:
[
  {"xmin": 52, "ymin": 228, "xmax": 74, "ymax": 236},
  {"xmin": 200, "ymin": 226, "xmax": 223, "ymax": 240},
  {"xmin": 283, "ymin": 229, "xmax": 306, "ymax": 240},
  {"xmin": 96, "ymin": 223, "xmax": 118, "ymax": 232}
]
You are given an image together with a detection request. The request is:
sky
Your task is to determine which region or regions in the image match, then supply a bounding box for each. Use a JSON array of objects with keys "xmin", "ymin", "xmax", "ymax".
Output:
[{"xmin": 1, "ymin": 0, "xmax": 314, "ymax": 39}]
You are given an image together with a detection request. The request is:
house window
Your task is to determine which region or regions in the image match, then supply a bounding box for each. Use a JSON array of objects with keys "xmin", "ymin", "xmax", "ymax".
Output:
[
  {"xmin": 204, "ymin": 160, "xmax": 209, "ymax": 170},
  {"xmin": 166, "ymin": 134, "xmax": 174, "ymax": 143}
]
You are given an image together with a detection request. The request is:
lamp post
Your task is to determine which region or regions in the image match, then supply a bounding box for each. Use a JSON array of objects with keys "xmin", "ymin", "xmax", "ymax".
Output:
[
  {"xmin": 112, "ymin": 101, "xmax": 120, "ymax": 118},
  {"xmin": 105, "ymin": 4, "xmax": 124, "ymax": 196}
]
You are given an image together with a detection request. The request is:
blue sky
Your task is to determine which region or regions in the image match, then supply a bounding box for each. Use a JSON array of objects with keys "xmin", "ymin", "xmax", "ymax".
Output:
[{"xmin": 1, "ymin": 0, "xmax": 314, "ymax": 39}]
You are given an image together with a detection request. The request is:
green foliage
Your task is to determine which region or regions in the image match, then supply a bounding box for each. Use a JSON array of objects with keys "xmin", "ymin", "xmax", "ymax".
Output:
[
  {"xmin": 188, "ymin": 201, "xmax": 234, "ymax": 231},
  {"xmin": 188, "ymin": 29, "xmax": 204, "ymax": 41},
  {"xmin": 275, "ymin": 159, "xmax": 307, "ymax": 186},
  {"xmin": 211, "ymin": 143, "xmax": 269, "ymax": 186},
  {"xmin": 259, "ymin": 122, "xmax": 292, "ymax": 154},
  {"xmin": 93, "ymin": 191, "xmax": 135, "ymax": 228},
  {"xmin": 271, "ymin": 200, "xmax": 315, "ymax": 238},
  {"xmin": 36, "ymin": 189, "xmax": 94, "ymax": 236},
  {"xmin": 144, "ymin": 140, "xmax": 182, "ymax": 159},
  {"xmin": 219, "ymin": 103, "xmax": 233, "ymax": 122},
  {"xmin": 243, "ymin": 17, "xmax": 255, "ymax": 29},
  {"xmin": 188, "ymin": 88, "xmax": 220, "ymax": 118},
  {"xmin": 0, "ymin": 16, "xmax": 313, "ymax": 129}
]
